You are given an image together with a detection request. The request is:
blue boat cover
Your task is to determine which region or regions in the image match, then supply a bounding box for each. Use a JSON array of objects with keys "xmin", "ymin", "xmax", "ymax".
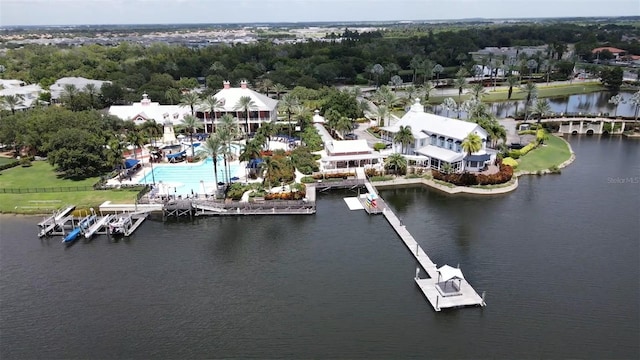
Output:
[{"xmin": 124, "ymin": 159, "xmax": 140, "ymax": 169}]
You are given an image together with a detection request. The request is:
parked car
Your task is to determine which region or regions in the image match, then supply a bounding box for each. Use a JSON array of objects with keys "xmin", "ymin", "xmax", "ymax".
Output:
[{"xmin": 344, "ymin": 133, "xmax": 358, "ymax": 140}]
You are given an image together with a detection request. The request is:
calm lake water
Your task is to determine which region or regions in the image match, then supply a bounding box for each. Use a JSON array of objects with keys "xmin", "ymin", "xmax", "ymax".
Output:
[
  {"xmin": 434, "ymin": 90, "xmax": 639, "ymax": 119},
  {"xmin": 1, "ymin": 136, "xmax": 638, "ymax": 359}
]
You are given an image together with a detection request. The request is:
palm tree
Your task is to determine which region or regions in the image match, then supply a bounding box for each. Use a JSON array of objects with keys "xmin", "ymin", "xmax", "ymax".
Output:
[
  {"xmin": 125, "ymin": 130, "xmax": 146, "ymax": 160},
  {"xmin": 180, "ymin": 115, "xmax": 203, "ymax": 158},
  {"xmin": 272, "ymin": 83, "xmax": 287, "ymax": 99},
  {"xmin": 385, "ymin": 153, "xmax": 407, "ymax": 175},
  {"xmin": 373, "ymin": 85, "xmax": 399, "ymax": 111},
  {"xmin": 409, "ymin": 55, "xmax": 423, "ymax": 84},
  {"xmin": 239, "ymin": 139, "xmax": 262, "ymax": 180},
  {"xmin": 292, "ymin": 104, "xmax": 312, "ymax": 131},
  {"xmin": 259, "ymin": 78, "xmax": 274, "ymax": 97},
  {"xmin": 432, "ymin": 64, "xmax": 444, "ymax": 85},
  {"xmin": 506, "ymin": 76, "xmax": 519, "ymax": 100},
  {"xmin": 608, "ymin": 94, "xmax": 625, "ymax": 117},
  {"xmin": 234, "ymin": 96, "xmax": 257, "ymax": 136},
  {"xmin": 461, "ymin": 133, "xmax": 483, "ymax": 158},
  {"xmin": 198, "ymin": 134, "xmax": 225, "ymax": 193},
  {"xmin": 393, "ymin": 125, "xmax": 414, "ymax": 154},
  {"xmin": 469, "ymin": 83, "xmax": 486, "ymax": 100},
  {"xmin": 84, "ymin": 83, "xmax": 98, "ymax": 109},
  {"xmin": 420, "ymin": 81, "xmax": 436, "ymax": 105},
  {"xmin": 217, "ymin": 114, "xmax": 239, "ymax": 182},
  {"xmin": 453, "ymin": 76, "xmax": 467, "ymax": 105},
  {"xmin": 201, "ymin": 95, "xmax": 224, "ymax": 133},
  {"xmin": 1, "ymin": 94, "xmax": 24, "ymax": 115},
  {"xmin": 105, "ymin": 137, "xmax": 125, "ymax": 170},
  {"xmin": 179, "ymin": 91, "xmax": 201, "ymax": 117},
  {"xmin": 139, "ymin": 120, "xmax": 162, "ymax": 147},
  {"xmin": 278, "ymin": 94, "xmax": 299, "ymax": 136},
  {"xmin": 376, "ymin": 105, "xmax": 389, "ymax": 127},
  {"xmin": 521, "ymin": 82, "xmax": 538, "ymax": 121},
  {"xmin": 531, "ymin": 99, "xmax": 551, "ymax": 123},
  {"xmin": 257, "ymin": 121, "xmax": 277, "ymax": 146},
  {"xmin": 165, "ymin": 88, "xmax": 181, "ymax": 105},
  {"xmin": 335, "ymin": 116, "xmax": 354, "ymax": 139},
  {"xmin": 420, "ymin": 59, "xmax": 434, "ymax": 84}
]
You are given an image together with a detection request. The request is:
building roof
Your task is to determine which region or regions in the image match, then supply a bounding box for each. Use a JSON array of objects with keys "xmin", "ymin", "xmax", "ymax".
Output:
[
  {"xmin": 592, "ymin": 47, "xmax": 626, "ymax": 54},
  {"xmin": 0, "ymin": 79, "xmax": 26, "ymax": 88},
  {"xmin": 108, "ymin": 94, "xmax": 192, "ymax": 125},
  {"xmin": 438, "ymin": 265, "xmax": 465, "ymax": 282},
  {"xmin": 50, "ymin": 77, "xmax": 111, "ymax": 100},
  {"xmin": 326, "ymin": 139, "xmax": 371, "ymax": 155},
  {"xmin": 321, "ymin": 153, "xmax": 382, "ymax": 163},
  {"xmin": 213, "ymin": 81, "xmax": 278, "ymax": 112},
  {"xmin": 382, "ymin": 98, "xmax": 487, "ymax": 141},
  {"xmin": 0, "ymin": 83, "xmax": 44, "ymax": 111},
  {"xmin": 415, "ymin": 145, "xmax": 465, "ymax": 163}
]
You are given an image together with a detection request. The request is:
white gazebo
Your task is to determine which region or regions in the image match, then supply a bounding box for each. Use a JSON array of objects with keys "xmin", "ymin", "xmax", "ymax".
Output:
[{"xmin": 436, "ymin": 265, "xmax": 465, "ymax": 295}]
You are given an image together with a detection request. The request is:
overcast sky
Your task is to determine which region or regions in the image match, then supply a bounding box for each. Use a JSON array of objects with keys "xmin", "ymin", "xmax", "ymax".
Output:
[{"xmin": 1, "ymin": 0, "xmax": 638, "ymax": 26}]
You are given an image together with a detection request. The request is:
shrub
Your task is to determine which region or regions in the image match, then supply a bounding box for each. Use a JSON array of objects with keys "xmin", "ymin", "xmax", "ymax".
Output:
[
  {"xmin": 548, "ymin": 165, "xmax": 561, "ymax": 174},
  {"xmin": 312, "ymin": 171, "xmax": 356, "ymax": 180},
  {"xmin": 226, "ymin": 182, "xmax": 251, "ymax": 200},
  {"xmin": 369, "ymin": 175, "xmax": 394, "ymax": 182},
  {"xmin": 501, "ymin": 157, "xmax": 518, "ymax": 168},
  {"xmin": 365, "ymin": 168, "xmax": 380, "ymax": 177},
  {"xmin": 517, "ymin": 130, "xmax": 537, "ymax": 136},
  {"xmin": 19, "ymin": 157, "xmax": 32, "ymax": 167},
  {"xmin": 373, "ymin": 142, "xmax": 387, "ymax": 151},
  {"xmin": 0, "ymin": 160, "xmax": 20, "ymax": 171},
  {"xmin": 432, "ymin": 164, "xmax": 513, "ymax": 186},
  {"xmin": 301, "ymin": 176, "xmax": 315, "ymax": 183},
  {"xmin": 509, "ymin": 150, "xmax": 521, "ymax": 159}
]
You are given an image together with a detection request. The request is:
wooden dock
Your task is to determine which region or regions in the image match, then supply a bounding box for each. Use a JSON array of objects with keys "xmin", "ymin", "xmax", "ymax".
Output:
[{"xmin": 360, "ymin": 180, "xmax": 486, "ymax": 311}]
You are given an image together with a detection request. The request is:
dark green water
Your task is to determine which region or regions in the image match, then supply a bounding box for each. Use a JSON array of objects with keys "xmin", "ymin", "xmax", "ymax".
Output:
[{"xmin": 1, "ymin": 136, "xmax": 638, "ymax": 359}]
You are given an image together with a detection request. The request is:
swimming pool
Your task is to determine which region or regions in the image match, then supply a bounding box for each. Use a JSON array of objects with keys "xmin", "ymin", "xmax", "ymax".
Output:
[{"xmin": 139, "ymin": 157, "xmax": 242, "ymax": 196}]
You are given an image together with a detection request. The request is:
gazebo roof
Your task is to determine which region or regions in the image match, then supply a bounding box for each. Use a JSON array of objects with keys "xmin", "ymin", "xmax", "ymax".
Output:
[{"xmin": 437, "ymin": 265, "xmax": 465, "ymax": 282}]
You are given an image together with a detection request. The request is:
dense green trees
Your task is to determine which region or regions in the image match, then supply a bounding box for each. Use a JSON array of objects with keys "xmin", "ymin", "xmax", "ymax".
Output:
[{"xmin": 2, "ymin": 22, "xmax": 636, "ymax": 104}]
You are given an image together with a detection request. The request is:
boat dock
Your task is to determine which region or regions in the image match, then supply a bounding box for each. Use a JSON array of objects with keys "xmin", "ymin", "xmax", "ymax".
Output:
[
  {"xmin": 36, "ymin": 205, "xmax": 149, "ymax": 241},
  {"xmin": 362, "ymin": 180, "xmax": 486, "ymax": 311}
]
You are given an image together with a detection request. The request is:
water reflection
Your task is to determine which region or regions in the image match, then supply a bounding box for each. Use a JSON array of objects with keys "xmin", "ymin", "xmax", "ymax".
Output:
[{"xmin": 433, "ymin": 91, "xmax": 637, "ymax": 118}]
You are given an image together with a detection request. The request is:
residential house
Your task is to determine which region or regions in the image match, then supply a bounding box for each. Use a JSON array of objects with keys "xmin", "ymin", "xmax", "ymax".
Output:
[
  {"xmin": 0, "ymin": 79, "xmax": 44, "ymax": 111},
  {"xmin": 49, "ymin": 77, "xmax": 111, "ymax": 102}
]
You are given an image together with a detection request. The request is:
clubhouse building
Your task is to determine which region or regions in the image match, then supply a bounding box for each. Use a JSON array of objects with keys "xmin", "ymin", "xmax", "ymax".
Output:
[{"xmin": 380, "ymin": 99, "xmax": 493, "ymax": 173}]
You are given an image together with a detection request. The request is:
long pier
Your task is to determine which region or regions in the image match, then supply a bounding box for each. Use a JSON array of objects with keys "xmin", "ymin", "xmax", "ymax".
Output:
[{"xmin": 362, "ymin": 180, "xmax": 486, "ymax": 311}]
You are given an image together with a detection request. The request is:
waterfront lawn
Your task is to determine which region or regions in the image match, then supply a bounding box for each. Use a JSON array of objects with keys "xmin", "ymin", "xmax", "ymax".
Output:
[
  {"xmin": 0, "ymin": 161, "xmax": 138, "ymax": 214},
  {"xmin": 0, "ymin": 161, "xmax": 100, "ymax": 188},
  {"xmin": 428, "ymin": 82, "xmax": 605, "ymax": 104},
  {"xmin": 517, "ymin": 135, "xmax": 571, "ymax": 173}
]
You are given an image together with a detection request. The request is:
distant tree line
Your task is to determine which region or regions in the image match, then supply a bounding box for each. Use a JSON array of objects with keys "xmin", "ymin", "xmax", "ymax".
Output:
[{"xmin": 0, "ymin": 22, "xmax": 638, "ymax": 105}]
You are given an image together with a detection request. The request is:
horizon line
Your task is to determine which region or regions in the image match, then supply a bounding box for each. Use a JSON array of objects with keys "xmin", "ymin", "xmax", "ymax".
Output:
[{"xmin": 2, "ymin": 15, "xmax": 639, "ymax": 28}]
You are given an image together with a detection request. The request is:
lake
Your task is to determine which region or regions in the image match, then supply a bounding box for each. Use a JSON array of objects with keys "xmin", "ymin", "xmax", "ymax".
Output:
[{"xmin": 1, "ymin": 136, "xmax": 638, "ymax": 359}]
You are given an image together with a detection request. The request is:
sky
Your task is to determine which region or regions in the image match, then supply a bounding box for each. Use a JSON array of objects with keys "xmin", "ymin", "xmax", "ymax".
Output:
[{"xmin": 0, "ymin": 0, "xmax": 639, "ymax": 27}]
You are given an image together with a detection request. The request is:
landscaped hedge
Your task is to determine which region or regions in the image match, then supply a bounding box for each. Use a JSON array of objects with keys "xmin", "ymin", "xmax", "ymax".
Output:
[
  {"xmin": 432, "ymin": 164, "xmax": 513, "ymax": 186},
  {"xmin": 312, "ymin": 171, "xmax": 356, "ymax": 180},
  {"xmin": 501, "ymin": 157, "xmax": 518, "ymax": 168},
  {"xmin": 509, "ymin": 142, "xmax": 537, "ymax": 159},
  {"xmin": 0, "ymin": 160, "xmax": 20, "ymax": 171},
  {"xmin": 264, "ymin": 191, "xmax": 306, "ymax": 200}
]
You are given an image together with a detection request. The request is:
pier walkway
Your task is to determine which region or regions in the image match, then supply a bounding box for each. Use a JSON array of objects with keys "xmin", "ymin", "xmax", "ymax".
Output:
[{"xmin": 367, "ymin": 180, "xmax": 486, "ymax": 311}]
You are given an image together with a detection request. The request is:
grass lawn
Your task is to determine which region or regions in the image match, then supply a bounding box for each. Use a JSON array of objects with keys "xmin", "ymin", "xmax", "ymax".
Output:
[
  {"xmin": 428, "ymin": 82, "xmax": 605, "ymax": 104},
  {"xmin": 0, "ymin": 161, "xmax": 139, "ymax": 214},
  {"xmin": 516, "ymin": 135, "xmax": 572, "ymax": 173},
  {"xmin": 0, "ymin": 161, "xmax": 101, "ymax": 188}
]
